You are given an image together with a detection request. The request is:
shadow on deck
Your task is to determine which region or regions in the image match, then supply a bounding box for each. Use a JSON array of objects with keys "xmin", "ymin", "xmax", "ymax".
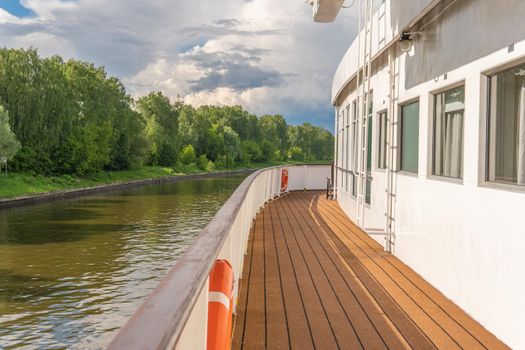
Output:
[{"xmin": 232, "ymin": 191, "xmax": 508, "ymax": 350}]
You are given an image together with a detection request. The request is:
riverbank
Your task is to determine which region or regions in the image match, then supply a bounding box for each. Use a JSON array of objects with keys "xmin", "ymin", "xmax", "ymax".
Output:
[{"xmin": 0, "ymin": 161, "xmax": 327, "ymax": 202}]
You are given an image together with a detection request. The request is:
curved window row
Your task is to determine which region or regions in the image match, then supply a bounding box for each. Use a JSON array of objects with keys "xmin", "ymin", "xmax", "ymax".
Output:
[{"xmin": 338, "ymin": 58, "xmax": 525, "ymax": 199}]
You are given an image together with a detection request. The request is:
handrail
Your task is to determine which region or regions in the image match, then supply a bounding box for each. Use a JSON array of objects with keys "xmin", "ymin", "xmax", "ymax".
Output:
[{"xmin": 107, "ymin": 164, "xmax": 331, "ymax": 350}]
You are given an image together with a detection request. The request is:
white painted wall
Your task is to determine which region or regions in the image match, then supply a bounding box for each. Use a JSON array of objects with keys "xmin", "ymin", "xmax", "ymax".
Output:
[
  {"xmin": 288, "ymin": 165, "xmax": 331, "ymax": 191},
  {"xmin": 332, "ymin": 3, "xmax": 525, "ymax": 347}
]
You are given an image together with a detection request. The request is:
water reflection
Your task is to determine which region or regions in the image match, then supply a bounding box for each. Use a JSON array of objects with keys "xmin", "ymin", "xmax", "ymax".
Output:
[{"xmin": 0, "ymin": 175, "xmax": 247, "ymax": 349}]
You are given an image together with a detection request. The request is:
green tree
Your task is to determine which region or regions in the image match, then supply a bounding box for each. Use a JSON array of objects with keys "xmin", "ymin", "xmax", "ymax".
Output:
[
  {"xmin": 220, "ymin": 126, "xmax": 241, "ymax": 166},
  {"xmin": 179, "ymin": 145, "xmax": 196, "ymax": 165},
  {"xmin": 240, "ymin": 140, "xmax": 262, "ymax": 164},
  {"xmin": 220, "ymin": 106, "xmax": 259, "ymax": 141},
  {"xmin": 0, "ymin": 106, "xmax": 21, "ymax": 173},
  {"xmin": 288, "ymin": 123, "xmax": 334, "ymax": 161},
  {"xmin": 0, "ymin": 47, "xmax": 335, "ymax": 176},
  {"xmin": 288, "ymin": 146, "xmax": 304, "ymax": 161},
  {"xmin": 260, "ymin": 140, "xmax": 276, "ymax": 162},
  {"xmin": 259, "ymin": 114, "xmax": 288, "ymax": 154},
  {"xmin": 196, "ymin": 154, "xmax": 209, "ymax": 171},
  {"xmin": 137, "ymin": 92, "xmax": 180, "ymax": 166}
]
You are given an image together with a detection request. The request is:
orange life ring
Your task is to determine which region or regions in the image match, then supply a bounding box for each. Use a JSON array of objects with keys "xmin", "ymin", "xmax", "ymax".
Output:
[
  {"xmin": 207, "ymin": 260, "xmax": 234, "ymax": 350},
  {"xmin": 281, "ymin": 168, "xmax": 289, "ymax": 193}
]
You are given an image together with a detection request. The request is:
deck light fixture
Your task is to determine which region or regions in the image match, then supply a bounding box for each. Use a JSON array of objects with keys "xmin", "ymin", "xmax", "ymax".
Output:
[{"xmin": 399, "ymin": 32, "xmax": 413, "ymax": 53}]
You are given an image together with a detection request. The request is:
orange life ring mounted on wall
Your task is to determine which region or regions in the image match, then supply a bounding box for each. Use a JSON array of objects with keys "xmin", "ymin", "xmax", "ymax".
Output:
[
  {"xmin": 207, "ymin": 260, "xmax": 234, "ymax": 350},
  {"xmin": 281, "ymin": 168, "xmax": 289, "ymax": 193}
]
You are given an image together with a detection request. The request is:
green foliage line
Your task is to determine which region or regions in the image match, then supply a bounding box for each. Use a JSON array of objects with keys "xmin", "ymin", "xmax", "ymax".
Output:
[
  {"xmin": 0, "ymin": 161, "xmax": 328, "ymax": 199},
  {"xmin": 0, "ymin": 48, "xmax": 334, "ymax": 177}
]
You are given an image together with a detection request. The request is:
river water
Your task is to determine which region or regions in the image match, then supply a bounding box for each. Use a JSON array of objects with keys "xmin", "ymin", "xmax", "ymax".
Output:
[{"xmin": 0, "ymin": 174, "xmax": 247, "ymax": 349}]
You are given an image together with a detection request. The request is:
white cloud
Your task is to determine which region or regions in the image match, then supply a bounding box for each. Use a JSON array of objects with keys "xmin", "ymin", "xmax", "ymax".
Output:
[
  {"xmin": 13, "ymin": 32, "xmax": 77, "ymax": 58},
  {"xmin": 0, "ymin": 8, "xmax": 21, "ymax": 24},
  {"xmin": 21, "ymin": 0, "xmax": 77, "ymax": 20},
  {"xmin": 0, "ymin": 0, "xmax": 359, "ymax": 129}
]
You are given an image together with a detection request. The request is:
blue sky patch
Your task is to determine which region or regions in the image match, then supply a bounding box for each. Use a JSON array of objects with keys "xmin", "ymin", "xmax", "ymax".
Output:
[
  {"xmin": 177, "ymin": 39, "xmax": 209, "ymax": 54},
  {"xmin": 0, "ymin": 0, "xmax": 34, "ymax": 17}
]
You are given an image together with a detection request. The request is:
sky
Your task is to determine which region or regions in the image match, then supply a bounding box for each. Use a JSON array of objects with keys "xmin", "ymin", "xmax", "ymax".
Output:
[{"xmin": 0, "ymin": 0, "xmax": 359, "ymax": 131}]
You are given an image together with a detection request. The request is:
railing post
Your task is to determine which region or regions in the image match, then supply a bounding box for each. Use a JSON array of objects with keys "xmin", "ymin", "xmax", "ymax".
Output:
[{"xmin": 304, "ymin": 165, "xmax": 307, "ymax": 190}]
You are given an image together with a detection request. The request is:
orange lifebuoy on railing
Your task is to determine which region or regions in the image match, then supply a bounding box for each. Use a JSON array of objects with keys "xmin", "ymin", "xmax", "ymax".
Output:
[
  {"xmin": 281, "ymin": 168, "xmax": 289, "ymax": 193},
  {"xmin": 207, "ymin": 260, "xmax": 234, "ymax": 350}
]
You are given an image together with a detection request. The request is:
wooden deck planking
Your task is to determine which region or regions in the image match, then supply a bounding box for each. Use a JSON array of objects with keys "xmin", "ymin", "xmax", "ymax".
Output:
[
  {"xmin": 263, "ymin": 209, "xmax": 289, "ymax": 349},
  {"xmin": 308, "ymin": 193, "xmax": 504, "ymax": 350},
  {"xmin": 273, "ymin": 198, "xmax": 341, "ymax": 350},
  {"xmin": 268, "ymin": 201, "xmax": 315, "ymax": 350},
  {"xmin": 310, "ymin": 194, "xmax": 506, "ymax": 350},
  {"xmin": 276, "ymin": 197, "xmax": 362, "ymax": 350},
  {"xmin": 278, "ymin": 195, "xmax": 382, "ymax": 350},
  {"xmin": 299, "ymin": 195, "xmax": 436, "ymax": 350},
  {"xmin": 232, "ymin": 191, "xmax": 509, "ymax": 350},
  {"xmin": 231, "ymin": 224, "xmax": 255, "ymax": 350},
  {"xmin": 239, "ymin": 215, "xmax": 266, "ymax": 349},
  {"xmin": 283, "ymin": 193, "xmax": 409, "ymax": 350}
]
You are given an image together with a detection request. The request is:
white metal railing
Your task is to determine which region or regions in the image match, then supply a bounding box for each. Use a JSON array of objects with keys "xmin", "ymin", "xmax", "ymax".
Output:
[{"xmin": 107, "ymin": 164, "xmax": 331, "ymax": 350}]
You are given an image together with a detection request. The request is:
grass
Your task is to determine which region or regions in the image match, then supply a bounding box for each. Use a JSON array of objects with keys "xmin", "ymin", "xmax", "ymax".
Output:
[{"xmin": 0, "ymin": 160, "xmax": 330, "ymax": 199}]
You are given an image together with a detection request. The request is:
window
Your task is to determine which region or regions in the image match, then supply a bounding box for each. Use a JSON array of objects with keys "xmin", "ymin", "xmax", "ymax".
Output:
[
  {"xmin": 488, "ymin": 63, "xmax": 525, "ymax": 185},
  {"xmin": 337, "ymin": 109, "xmax": 344, "ymax": 189},
  {"xmin": 433, "ymin": 86, "xmax": 464, "ymax": 179},
  {"xmin": 345, "ymin": 105, "xmax": 351, "ymax": 192},
  {"xmin": 378, "ymin": 111, "xmax": 388, "ymax": 169},
  {"xmin": 365, "ymin": 94, "xmax": 373, "ymax": 204},
  {"xmin": 337, "ymin": 112, "xmax": 343, "ymax": 168},
  {"xmin": 351, "ymin": 100, "xmax": 358, "ymax": 197},
  {"xmin": 400, "ymin": 101, "xmax": 420, "ymax": 173},
  {"xmin": 342, "ymin": 109, "xmax": 348, "ymax": 192}
]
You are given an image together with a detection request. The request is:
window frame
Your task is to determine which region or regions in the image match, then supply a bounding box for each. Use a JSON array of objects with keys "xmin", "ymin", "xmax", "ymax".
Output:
[
  {"xmin": 398, "ymin": 98, "xmax": 420, "ymax": 175},
  {"xmin": 342, "ymin": 106, "xmax": 350, "ymax": 193},
  {"xmin": 430, "ymin": 82, "xmax": 466, "ymax": 183},
  {"xmin": 342, "ymin": 107, "xmax": 347, "ymax": 192},
  {"xmin": 350, "ymin": 99, "xmax": 359, "ymax": 198},
  {"xmin": 345, "ymin": 104, "xmax": 351, "ymax": 194},
  {"xmin": 377, "ymin": 110, "xmax": 388, "ymax": 170},
  {"xmin": 364, "ymin": 92, "xmax": 373, "ymax": 205},
  {"xmin": 483, "ymin": 59, "xmax": 525, "ymax": 190}
]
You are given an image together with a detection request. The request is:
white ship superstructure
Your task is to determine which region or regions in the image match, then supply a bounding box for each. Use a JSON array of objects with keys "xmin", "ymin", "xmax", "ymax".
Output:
[{"xmin": 323, "ymin": 0, "xmax": 525, "ymax": 348}]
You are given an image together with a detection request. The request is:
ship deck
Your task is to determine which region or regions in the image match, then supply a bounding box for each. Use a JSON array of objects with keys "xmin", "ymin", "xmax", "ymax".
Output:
[{"xmin": 231, "ymin": 191, "xmax": 508, "ymax": 350}]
